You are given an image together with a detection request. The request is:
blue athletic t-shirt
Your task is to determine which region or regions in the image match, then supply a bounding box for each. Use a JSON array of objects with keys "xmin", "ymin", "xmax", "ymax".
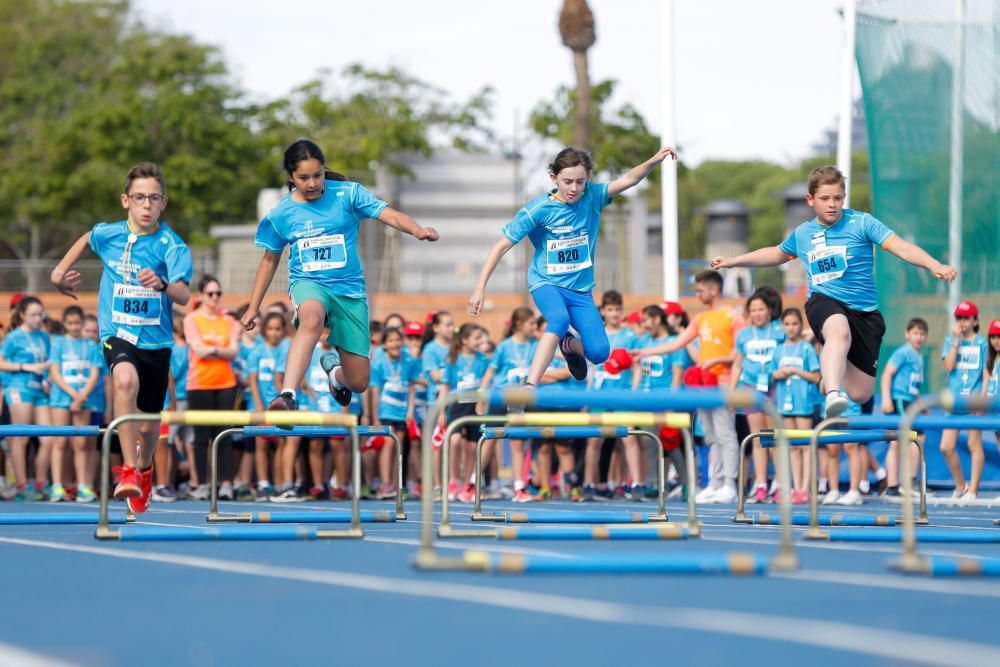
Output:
[
  {"xmin": 636, "ymin": 333, "xmax": 679, "ymax": 391},
  {"xmin": 171, "ymin": 343, "xmax": 189, "ymax": 402},
  {"xmin": 735, "ymin": 325, "xmax": 784, "ymax": 390},
  {"xmin": 589, "ymin": 327, "xmax": 639, "ymax": 391},
  {"xmin": 886, "ymin": 344, "xmax": 924, "ymax": 402},
  {"xmin": 254, "ymin": 180, "xmax": 389, "ymax": 298},
  {"xmin": 779, "ymin": 209, "xmax": 895, "ymax": 312},
  {"xmin": 942, "ymin": 334, "xmax": 987, "ymax": 397},
  {"xmin": 987, "ymin": 361, "xmax": 999, "ymax": 397},
  {"xmin": 305, "ymin": 347, "xmax": 362, "ymax": 415},
  {"xmin": 86, "ymin": 341, "xmax": 108, "ymax": 414},
  {"xmin": 0, "ymin": 328, "xmax": 50, "ymax": 395},
  {"xmin": 773, "ymin": 340, "xmax": 820, "ymax": 416},
  {"xmin": 372, "ymin": 352, "xmax": 420, "ymax": 422},
  {"xmin": 90, "ymin": 221, "xmax": 192, "ymax": 349},
  {"xmin": 421, "ymin": 340, "xmax": 449, "ymax": 405},
  {"xmin": 443, "ymin": 352, "xmax": 490, "ymax": 403},
  {"xmin": 489, "ymin": 337, "xmax": 537, "ymax": 388},
  {"xmin": 48, "ymin": 335, "xmax": 101, "ymax": 408},
  {"xmin": 502, "ymin": 182, "xmax": 612, "ymax": 293},
  {"xmin": 247, "ymin": 340, "xmax": 289, "ymax": 410}
]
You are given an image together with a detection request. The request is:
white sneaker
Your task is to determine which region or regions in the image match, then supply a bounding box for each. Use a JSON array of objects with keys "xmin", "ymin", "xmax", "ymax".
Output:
[
  {"xmin": 695, "ymin": 486, "xmax": 720, "ymax": 503},
  {"xmin": 821, "ymin": 490, "xmax": 841, "ymax": 505},
  {"xmin": 710, "ymin": 485, "xmax": 737, "ymax": 504},
  {"xmin": 959, "ymin": 490, "xmax": 979, "ymax": 505},
  {"xmin": 836, "ymin": 490, "xmax": 864, "ymax": 505},
  {"xmin": 951, "ymin": 486, "xmax": 969, "ymax": 499},
  {"xmin": 817, "ymin": 478, "xmax": 829, "ymax": 495},
  {"xmin": 859, "ymin": 480, "xmax": 871, "ymax": 495},
  {"xmin": 824, "ymin": 392, "xmax": 849, "ymax": 418}
]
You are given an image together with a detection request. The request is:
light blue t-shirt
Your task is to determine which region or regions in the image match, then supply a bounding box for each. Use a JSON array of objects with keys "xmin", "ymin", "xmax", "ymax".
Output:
[
  {"xmin": 0, "ymin": 328, "xmax": 50, "ymax": 396},
  {"xmin": 443, "ymin": 352, "xmax": 490, "ymax": 403},
  {"xmin": 637, "ymin": 333, "xmax": 679, "ymax": 391},
  {"xmin": 502, "ymin": 182, "xmax": 612, "ymax": 293},
  {"xmin": 987, "ymin": 361, "xmax": 999, "ymax": 397},
  {"xmin": 372, "ymin": 352, "xmax": 421, "ymax": 422},
  {"xmin": 773, "ymin": 340, "xmax": 820, "ymax": 416},
  {"xmin": 247, "ymin": 339, "xmax": 289, "ymax": 410},
  {"xmin": 779, "ymin": 209, "xmax": 895, "ymax": 312},
  {"xmin": 887, "ymin": 344, "xmax": 924, "ymax": 402},
  {"xmin": 86, "ymin": 341, "xmax": 108, "ymax": 414},
  {"xmin": 48, "ymin": 335, "xmax": 102, "ymax": 409},
  {"xmin": 489, "ymin": 337, "xmax": 537, "ymax": 388},
  {"xmin": 421, "ymin": 340, "xmax": 449, "ymax": 405},
  {"xmin": 942, "ymin": 334, "xmax": 987, "ymax": 397},
  {"xmin": 90, "ymin": 221, "xmax": 193, "ymax": 349},
  {"xmin": 171, "ymin": 343, "xmax": 189, "ymax": 402},
  {"xmin": 589, "ymin": 327, "xmax": 639, "ymax": 391},
  {"xmin": 735, "ymin": 325, "xmax": 784, "ymax": 390},
  {"xmin": 304, "ymin": 347, "xmax": 362, "ymax": 415},
  {"xmin": 253, "ymin": 180, "xmax": 389, "ymax": 298}
]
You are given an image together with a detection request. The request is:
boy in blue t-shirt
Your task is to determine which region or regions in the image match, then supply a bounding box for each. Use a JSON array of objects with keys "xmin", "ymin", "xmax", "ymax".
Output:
[
  {"xmin": 51, "ymin": 162, "xmax": 193, "ymax": 514},
  {"xmin": 879, "ymin": 317, "xmax": 928, "ymax": 497},
  {"xmin": 710, "ymin": 166, "xmax": 955, "ymax": 419},
  {"xmin": 468, "ymin": 146, "xmax": 677, "ymax": 387}
]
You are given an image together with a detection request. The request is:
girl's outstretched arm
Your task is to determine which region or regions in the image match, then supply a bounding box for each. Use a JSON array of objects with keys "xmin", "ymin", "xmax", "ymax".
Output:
[
  {"xmin": 241, "ymin": 250, "xmax": 282, "ymax": 332},
  {"xmin": 711, "ymin": 246, "xmax": 790, "ymax": 270},
  {"xmin": 377, "ymin": 208, "xmax": 439, "ymax": 241},
  {"xmin": 468, "ymin": 238, "xmax": 515, "ymax": 316},
  {"xmin": 608, "ymin": 147, "xmax": 678, "ymax": 197}
]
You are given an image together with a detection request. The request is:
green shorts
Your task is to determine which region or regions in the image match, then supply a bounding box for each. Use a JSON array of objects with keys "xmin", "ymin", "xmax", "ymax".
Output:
[{"xmin": 289, "ymin": 282, "xmax": 371, "ymax": 358}]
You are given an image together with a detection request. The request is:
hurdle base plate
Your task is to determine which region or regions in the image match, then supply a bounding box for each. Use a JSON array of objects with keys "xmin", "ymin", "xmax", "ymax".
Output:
[
  {"xmin": 686, "ymin": 521, "xmax": 703, "ymax": 538},
  {"xmin": 396, "ymin": 512, "xmax": 408, "ymax": 521},
  {"xmin": 889, "ymin": 553, "xmax": 930, "ymax": 575},
  {"xmin": 915, "ymin": 516, "xmax": 929, "ymax": 525},
  {"xmin": 206, "ymin": 513, "xmax": 242, "ymax": 523},
  {"xmin": 470, "ymin": 512, "xmax": 506, "ymax": 522},
  {"xmin": 94, "ymin": 526, "xmax": 121, "ymax": 540},
  {"xmin": 413, "ymin": 550, "xmax": 486, "ymax": 572},
  {"xmin": 803, "ymin": 527, "xmax": 830, "ymax": 541},
  {"xmin": 438, "ymin": 525, "xmax": 498, "ymax": 539},
  {"xmin": 732, "ymin": 514, "xmax": 754, "ymax": 524},
  {"xmin": 316, "ymin": 528, "xmax": 365, "ymax": 539},
  {"xmin": 647, "ymin": 513, "xmax": 670, "ymax": 523},
  {"xmin": 768, "ymin": 551, "xmax": 800, "ymax": 572}
]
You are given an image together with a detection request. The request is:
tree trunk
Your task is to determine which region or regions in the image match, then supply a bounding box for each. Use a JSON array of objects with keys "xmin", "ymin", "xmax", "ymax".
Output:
[
  {"xmin": 26, "ymin": 221, "xmax": 41, "ymax": 293},
  {"xmin": 573, "ymin": 49, "xmax": 591, "ymax": 150}
]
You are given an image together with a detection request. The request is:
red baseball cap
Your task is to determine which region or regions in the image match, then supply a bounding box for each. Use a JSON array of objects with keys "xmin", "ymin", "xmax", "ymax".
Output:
[
  {"xmin": 424, "ymin": 310, "xmax": 438, "ymax": 323},
  {"xmin": 660, "ymin": 301, "xmax": 684, "ymax": 316},
  {"xmin": 9, "ymin": 292, "xmax": 24, "ymax": 309},
  {"xmin": 626, "ymin": 310, "xmax": 642, "ymax": 324},
  {"xmin": 404, "ymin": 321, "xmax": 424, "ymax": 337},
  {"xmin": 682, "ymin": 366, "xmax": 718, "ymax": 387},
  {"xmin": 954, "ymin": 301, "xmax": 978, "ymax": 318},
  {"xmin": 989, "ymin": 319, "xmax": 1000, "ymax": 336},
  {"xmin": 603, "ymin": 348, "xmax": 633, "ymax": 375}
]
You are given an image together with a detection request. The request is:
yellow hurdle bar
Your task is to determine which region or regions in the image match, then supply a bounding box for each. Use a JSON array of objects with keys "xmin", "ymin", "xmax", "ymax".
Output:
[
  {"xmin": 160, "ymin": 410, "xmax": 358, "ymax": 427},
  {"xmin": 506, "ymin": 412, "xmax": 691, "ymax": 429}
]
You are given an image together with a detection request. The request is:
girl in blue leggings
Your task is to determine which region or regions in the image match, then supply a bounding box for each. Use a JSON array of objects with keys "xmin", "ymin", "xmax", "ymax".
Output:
[{"xmin": 468, "ymin": 146, "xmax": 676, "ymax": 385}]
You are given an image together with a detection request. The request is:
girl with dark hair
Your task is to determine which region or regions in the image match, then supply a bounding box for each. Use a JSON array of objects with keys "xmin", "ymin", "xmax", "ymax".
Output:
[
  {"xmin": 468, "ymin": 146, "xmax": 677, "ymax": 389},
  {"xmin": 441, "ymin": 323, "xmax": 489, "ymax": 501},
  {"xmin": 241, "ymin": 140, "xmax": 438, "ymax": 414},
  {"xmin": 0, "ymin": 296, "xmax": 52, "ymax": 500}
]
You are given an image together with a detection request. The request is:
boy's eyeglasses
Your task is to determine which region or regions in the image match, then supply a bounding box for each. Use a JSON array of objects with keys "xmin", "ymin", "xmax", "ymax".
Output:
[{"xmin": 128, "ymin": 193, "xmax": 165, "ymax": 205}]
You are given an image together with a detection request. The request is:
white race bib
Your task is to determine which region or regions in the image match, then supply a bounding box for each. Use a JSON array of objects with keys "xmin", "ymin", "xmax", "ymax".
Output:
[
  {"xmin": 298, "ymin": 234, "xmax": 347, "ymax": 272},
  {"xmin": 506, "ymin": 368, "xmax": 529, "ymax": 385},
  {"xmin": 258, "ymin": 358, "xmax": 276, "ymax": 382},
  {"xmin": 62, "ymin": 360, "xmax": 90, "ymax": 386},
  {"xmin": 745, "ymin": 339, "xmax": 777, "ymax": 365},
  {"xmin": 111, "ymin": 284, "xmax": 161, "ymax": 326},
  {"xmin": 545, "ymin": 235, "xmax": 591, "ymax": 275},
  {"xmin": 642, "ymin": 355, "xmax": 664, "ymax": 378},
  {"xmin": 807, "ymin": 246, "xmax": 848, "ymax": 285},
  {"xmin": 957, "ymin": 345, "xmax": 981, "ymax": 371}
]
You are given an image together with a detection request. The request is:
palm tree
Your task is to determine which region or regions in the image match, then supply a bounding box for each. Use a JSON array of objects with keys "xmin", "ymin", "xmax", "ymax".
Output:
[{"xmin": 558, "ymin": 0, "xmax": 596, "ymax": 151}]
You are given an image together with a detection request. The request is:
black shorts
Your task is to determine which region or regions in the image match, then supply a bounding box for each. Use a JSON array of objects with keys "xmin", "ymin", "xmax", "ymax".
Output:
[
  {"xmin": 805, "ymin": 293, "xmax": 885, "ymax": 377},
  {"xmin": 103, "ymin": 337, "xmax": 171, "ymax": 413},
  {"xmin": 448, "ymin": 402, "xmax": 483, "ymax": 441}
]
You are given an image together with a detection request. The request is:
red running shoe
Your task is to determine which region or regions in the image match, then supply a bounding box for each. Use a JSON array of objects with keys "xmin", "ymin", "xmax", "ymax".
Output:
[
  {"xmin": 127, "ymin": 467, "xmax": 154, "ymax": 514},
  {"xmin": 112, "ymin": 465, "xmax": 141, "ymax": 499}
]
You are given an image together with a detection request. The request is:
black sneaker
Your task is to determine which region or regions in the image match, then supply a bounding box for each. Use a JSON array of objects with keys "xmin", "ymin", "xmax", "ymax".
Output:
[
  {"xmin": 319, "ymin": 352, "xmax": 353, "ymax": 407},
  {"xmin": 560, "ymin": 333, "xmax": 588, "ymax": 381},
  {"xmin": 884, "ymin": 485, "xmax": 900, "ymax": 497},
  {"xmin": 269, "ymin": 392, "xmax": 296, "ymax": 411}
]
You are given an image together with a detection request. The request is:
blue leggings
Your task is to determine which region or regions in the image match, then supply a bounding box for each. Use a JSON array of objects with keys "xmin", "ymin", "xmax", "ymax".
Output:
[{"xmin": 531, "ymin": 284, "xmax": 610, "ymax": 364}]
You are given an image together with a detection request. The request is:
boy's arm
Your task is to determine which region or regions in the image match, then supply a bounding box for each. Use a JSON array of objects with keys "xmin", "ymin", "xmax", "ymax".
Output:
[
  {"xmin": 729, "ymin": 353, "xmax": 743, "ymax": 390},
  {"xmin": 885, "ymin": 238, "xmax": 956, "ymax": 281},
  {"xmin": 634, "ymin": 321, "xmax": 697, "ymax": 358},
  {"xmin": 943, "ymin": 329, "xmax": 961, "ymax": 372},
  {"xmin": 377, "ymin": 208, "xmax": 439, "ymax": 242},
  {"xmin": 50, "ymin": 232, "xmax": 92, "ymax": 300},
  {"xmin": 608, "ymin": 147, "xmax": 677, "ymax": 197},
  {"xmin": 136, "ymin": 268, "xmax": 189, "ymax": 307},
  {"xmin": 880, "ymin": 363, "xmax": 898, "ymax": 412},
  {"xmin": 469, "ymin": 238, "xmax": 515, "ymax": 316},
  {"xmin": 711, "ymin": 246, "xmax": 790, "ymax": 270}
]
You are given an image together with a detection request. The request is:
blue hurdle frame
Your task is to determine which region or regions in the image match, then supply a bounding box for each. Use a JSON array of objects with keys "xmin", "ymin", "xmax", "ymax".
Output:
[{"xmin": 207, "ymin": 425, "xmax": 405, "ymax": 522}]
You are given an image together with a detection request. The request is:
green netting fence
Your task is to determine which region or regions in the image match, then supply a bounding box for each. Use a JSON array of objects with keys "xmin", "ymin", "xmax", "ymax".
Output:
[{"xmin": 856, "ymin": 0, "xmax": 1000, "ymax": 391}]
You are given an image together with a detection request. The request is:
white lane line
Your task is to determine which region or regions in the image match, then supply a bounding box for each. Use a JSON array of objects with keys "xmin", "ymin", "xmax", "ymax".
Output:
[
  {"xmin": 2, "ymin": 536, "xmax": 998, "ymax": 666},
  {"xmin": 0, "ymin": 641, "xmax": 80, "ymax": 667},
  {"xmin": 774, "ymin": 569, "xmax": 1000, "ymax": 600}
]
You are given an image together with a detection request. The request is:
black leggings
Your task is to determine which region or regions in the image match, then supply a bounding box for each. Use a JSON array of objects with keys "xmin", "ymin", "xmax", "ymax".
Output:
[{"xmin": 187, "ymin": 386, "xmax": 239, "ymax": 483}]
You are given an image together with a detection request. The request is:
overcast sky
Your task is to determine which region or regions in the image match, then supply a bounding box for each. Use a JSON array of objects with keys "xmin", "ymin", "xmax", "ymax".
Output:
[{"xmin": 134, "ymin": 0, "xmax": 852, "ymax": 167}]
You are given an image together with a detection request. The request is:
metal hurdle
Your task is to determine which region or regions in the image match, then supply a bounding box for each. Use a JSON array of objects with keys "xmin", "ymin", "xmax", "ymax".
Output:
[
  {"xmin": 470, "ymin": 423, "xmax": 698, "ymax": 532},
  {"xmin": 732, "ymin": 428, "xmax": 919, "ymax": 530},
  {"xmin": 414, "ymin": 387, "xmax": 798, "ymax": 574},
  {"xmin": 437, "ymin": 415, "xmax": 693, "ymax": 539},
  {"xmin": 95, "ymin": 410, "xmax": 363, "ymax": 540},
  {"xmin": 803, "ymin": 422, "xmax": 923, "ymax": 540},
  {"xmin": 0, "ymin": 425, "xmax": 136, "ymax": 525},
  {"xmin": 206, "ymin": 425, "xmax": 404, "ymax": 522}
]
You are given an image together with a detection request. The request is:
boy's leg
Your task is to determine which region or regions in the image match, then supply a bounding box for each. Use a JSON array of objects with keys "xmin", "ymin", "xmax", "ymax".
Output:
[
  {"xmin": 710, "ymin": 407, "xmax": 739, "ymax": 491},
  {"xmin": 968, "ymin": 429, "xmax": 984, "ymax": 495},
  {"xmin": 819, "ymin": 314, "xmax": 851, "ymax": 397}
]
